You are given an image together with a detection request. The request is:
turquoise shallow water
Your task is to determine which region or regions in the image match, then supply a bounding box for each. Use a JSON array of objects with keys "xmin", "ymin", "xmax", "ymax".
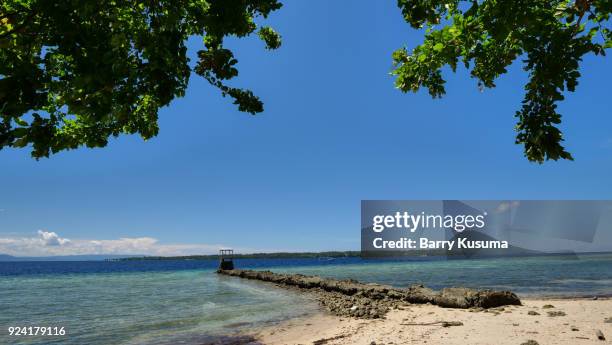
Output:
[
  {"xmin": 0, "ymin": 269, "xmax": 318, "ymax": 345},
  {"xmin": 1, "ymin": 253, "xmax": 612, "ymax": 345}
]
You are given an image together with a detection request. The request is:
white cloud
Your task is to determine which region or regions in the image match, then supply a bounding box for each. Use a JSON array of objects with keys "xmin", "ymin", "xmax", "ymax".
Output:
[
  {"xmin": 37, "ymin": 230, "xmax": 71, "ymax": 246},
  {"xmin": 0, "ymin": 230, "xmax": 229, "ymax": 257}
]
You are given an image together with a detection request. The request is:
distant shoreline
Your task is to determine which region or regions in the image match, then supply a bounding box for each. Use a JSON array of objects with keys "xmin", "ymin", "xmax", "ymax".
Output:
[
  {"xmin": 110, "ymin": 251, "xmax": 361, "ymax": 261},
  {"xmin": 1, "ymin": 250, "xmax": 610, "ymax": 262},
  {"xmin": 110, "ymin": 250, "xmax": 612, "ymax": 262}
]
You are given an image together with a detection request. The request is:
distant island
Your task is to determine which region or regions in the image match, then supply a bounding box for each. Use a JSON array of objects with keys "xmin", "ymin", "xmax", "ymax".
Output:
[
  {"xmin": 112, "ymin": 251, "xmax": 362, "ymax": 261},
  {"xmin": 114, "ymin": 247, "xmax": 550, "ymax": 261},
  {"xmin": 4, "ymin": 248, "xmax": 607, "ymax": 262},
  {"xmin": 0, "ymin": 254, "xmax": 143, "ymax": 261}
]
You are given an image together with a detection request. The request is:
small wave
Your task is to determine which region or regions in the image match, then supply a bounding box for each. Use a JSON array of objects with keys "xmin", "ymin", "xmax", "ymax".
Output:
[
  {"xmin": 549, "ymin": 278, "xmax": 612, "ymax": 285},
  {"xmin": 222, "ymin": 321, "xmax": 252, "ymax": 329},
  {"xmin": 202, "ymin": 301, "xmax": 217, "ymax": 308}
]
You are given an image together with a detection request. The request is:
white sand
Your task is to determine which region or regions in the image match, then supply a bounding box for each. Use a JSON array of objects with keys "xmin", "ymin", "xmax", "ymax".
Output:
[{"xmin": 256, "ymin": 299, "xmax": 612, "ymax": 344}]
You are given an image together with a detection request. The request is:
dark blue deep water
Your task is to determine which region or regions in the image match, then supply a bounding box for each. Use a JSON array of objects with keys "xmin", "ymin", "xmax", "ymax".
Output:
[{"xmin": 0, "ymin": 257, "xmax": 363, "ymax": 276}]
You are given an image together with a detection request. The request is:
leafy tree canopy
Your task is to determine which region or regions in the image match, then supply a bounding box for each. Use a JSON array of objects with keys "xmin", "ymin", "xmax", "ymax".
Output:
[
  {"xmin": 2, "ymin": 1, "xmax": 610, "ymax": 162},
  {"xmin": 1, "ymin": 0, "xmax": 281, "ymax": 158},
  {"xmin": 393, "ymin": 0, "xmax": 611, "ymax": 162}
]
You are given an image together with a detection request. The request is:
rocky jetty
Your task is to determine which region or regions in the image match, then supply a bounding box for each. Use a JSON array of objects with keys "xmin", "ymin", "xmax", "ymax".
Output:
[{"xmin": 217, "ymin": 269, "xmax": 521, "ymax": 319}]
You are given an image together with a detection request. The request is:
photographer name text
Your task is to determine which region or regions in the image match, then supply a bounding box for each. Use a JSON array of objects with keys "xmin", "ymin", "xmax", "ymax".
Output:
[{"xmin": 370, "ymin": 211, "xmax": 508, "ymax": 250}]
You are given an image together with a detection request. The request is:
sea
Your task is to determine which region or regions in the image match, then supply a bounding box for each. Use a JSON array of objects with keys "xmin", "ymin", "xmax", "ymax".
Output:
[{"xmin": 1, "ymin": 253, "xmax": 612, "ymax": 345}]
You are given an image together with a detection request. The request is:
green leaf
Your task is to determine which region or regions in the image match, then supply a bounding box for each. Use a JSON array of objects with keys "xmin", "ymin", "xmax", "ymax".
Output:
[
  {"xmin": 392, "ymin": 0, "xmax": 610, "ymax": 163},
  {"xmin": 0, "ymin": 0, "xmax": 283, "ymax": 158}
]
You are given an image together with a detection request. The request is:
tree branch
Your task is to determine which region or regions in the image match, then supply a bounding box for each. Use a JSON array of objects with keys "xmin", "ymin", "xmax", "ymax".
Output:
[{"xmin": 573, "ymin": 0, "xmax": 592, "ymax": 37}]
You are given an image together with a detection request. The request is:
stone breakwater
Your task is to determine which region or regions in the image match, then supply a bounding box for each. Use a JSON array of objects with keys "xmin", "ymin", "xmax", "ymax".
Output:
[{"xmin": 217, "ymin": 269, "xmax": 521, "ymax": 319}]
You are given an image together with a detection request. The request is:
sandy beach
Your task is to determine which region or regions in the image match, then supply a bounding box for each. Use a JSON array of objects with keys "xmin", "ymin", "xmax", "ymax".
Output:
[{"xmin": 256, "ymin": 299, "xmax": 612, "ymax": 345}]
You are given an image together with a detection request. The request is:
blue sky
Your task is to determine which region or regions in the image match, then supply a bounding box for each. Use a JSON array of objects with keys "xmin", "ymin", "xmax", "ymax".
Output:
[{"xmin": 1, "ymin": 1, "xmax": 611, "ymax": 256}]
